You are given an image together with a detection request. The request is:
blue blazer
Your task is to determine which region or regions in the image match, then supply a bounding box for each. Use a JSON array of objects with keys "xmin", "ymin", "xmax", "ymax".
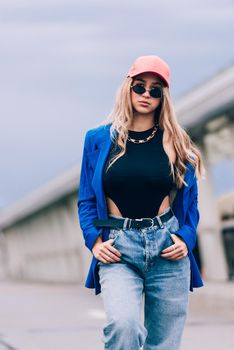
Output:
[{"xmin": 77, "ymin": 123, "xmax": 204, "ymax": 295}]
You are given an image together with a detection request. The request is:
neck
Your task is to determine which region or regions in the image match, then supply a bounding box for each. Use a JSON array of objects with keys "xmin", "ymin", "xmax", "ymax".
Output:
[{"xmin": 128, "ymin": 114, "xmax": 155, "ymax": 131}]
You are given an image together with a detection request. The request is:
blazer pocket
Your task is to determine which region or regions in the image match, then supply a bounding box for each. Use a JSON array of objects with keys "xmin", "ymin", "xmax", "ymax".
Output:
[{"xmin": 86, "ymin": 149, "xmax": 101, "ymax": 170}]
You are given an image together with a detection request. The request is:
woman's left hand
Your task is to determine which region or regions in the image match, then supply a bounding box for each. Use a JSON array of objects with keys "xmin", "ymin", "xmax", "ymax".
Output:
[{"xmin": 160, "ymin": 234, "xmax": 188, "ymax": 260}]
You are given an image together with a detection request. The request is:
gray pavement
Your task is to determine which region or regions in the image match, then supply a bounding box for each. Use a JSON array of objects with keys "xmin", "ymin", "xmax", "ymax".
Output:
[{"xmin": 0, "ymin": 279, "xmax": 233, "ymax": 350}]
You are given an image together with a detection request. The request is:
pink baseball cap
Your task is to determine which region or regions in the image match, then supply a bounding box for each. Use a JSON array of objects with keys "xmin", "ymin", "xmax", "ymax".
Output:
[{"xmin": 127, "ymin": 55, "xmax": 170, "ymax": 88}]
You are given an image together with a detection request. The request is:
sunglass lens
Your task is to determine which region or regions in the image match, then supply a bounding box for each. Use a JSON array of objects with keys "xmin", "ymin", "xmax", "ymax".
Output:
[
  {"xmin": 132, "ymin": 84, "xmax": 145, "ymax": 94},
  {"xmin": 150, "ymin": 87, "xmax": 162, "ymax": 98}
]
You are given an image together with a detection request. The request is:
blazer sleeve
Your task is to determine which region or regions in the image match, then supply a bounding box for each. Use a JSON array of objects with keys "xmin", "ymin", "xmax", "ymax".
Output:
[
  {"xmin": 175, "ymin": 178, "xmax": 200, "ymax": 252},
  {"xmin": 77, "ymin": 131, "xmax": 102, "ymax": 252}
]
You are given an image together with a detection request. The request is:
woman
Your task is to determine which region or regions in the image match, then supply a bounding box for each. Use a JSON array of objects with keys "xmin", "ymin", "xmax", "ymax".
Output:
[{"xmin": 78, "ymin": 55, "xmax": 206, "ymax": 350}]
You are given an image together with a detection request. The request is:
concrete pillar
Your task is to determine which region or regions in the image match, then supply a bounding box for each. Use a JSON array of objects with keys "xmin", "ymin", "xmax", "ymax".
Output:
[{"xmin": 198, "ymin": 147, "xmax": 228, "ymax": 281}]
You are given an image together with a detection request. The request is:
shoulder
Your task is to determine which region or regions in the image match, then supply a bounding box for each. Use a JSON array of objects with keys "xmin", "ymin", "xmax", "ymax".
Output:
[
  {"xmin": 83, "ymin": 123, "xmax": 112, "ymax": 151},
  {"xmin": 86, "ymin": 123, "xmax": 112, "ymax": 140}
]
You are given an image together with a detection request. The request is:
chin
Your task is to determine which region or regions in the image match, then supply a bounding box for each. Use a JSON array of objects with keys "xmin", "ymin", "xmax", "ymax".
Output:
[{"xmin": 135, "ymin": 107, "xmax": 154, "ymax": 114}]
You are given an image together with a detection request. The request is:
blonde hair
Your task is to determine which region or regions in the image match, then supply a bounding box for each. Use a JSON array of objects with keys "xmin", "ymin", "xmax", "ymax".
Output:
[{"xmin": 96, "ymin": 76, "xmax": 206, "ymax": 189}]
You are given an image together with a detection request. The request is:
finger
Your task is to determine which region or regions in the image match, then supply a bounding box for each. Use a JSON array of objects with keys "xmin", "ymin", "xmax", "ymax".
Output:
[
  {"xmin": 106, "ymin": 239, "xmax": 122, "ymax": 258},
  {"xmin": 160, "ymin": 247, "xmax": 181, "ymax": 259},
  {"xmin": 100, "ymin": 253, "xmax": 115, "ymax": 263},
  {"xmin": 105, "ymin": 241, "xmax": 122, "ymax": 259},
  {"xmin": 161, "ymin": 252, "xmax": 177, "ymax": 259},
  {"xmin": 97, "ymin": 255, "xmax": 111, "ymax": 264},
  {"xmin": 161, "ymin": 242, "xmax": 186, "ymax": 254},
  {"xmin": 108, "ymin": 245, "xmax": 122, "ymax": 257},
  {"xmin": 164, "ymin": 251, "xmax": 188, "ymax": 260},
  {"xmin": 173, "ymin": 253, "xmax": 188, "ymax": 260},
  {"xmin": 161, "ymin": 243, "xmax": 181, "ymax": 253},
  {"xmin": 99, "ymin": 242, "xmax": 121, "ymax": 263},
  {"xmin": 102, "ymin": 248, "xmax": 121, "ymax": 263},
  {"xmin": 161, "ymin": 244, "xmax": 178, "ymax": 254},
  {"xmin": 99, "ymin": 245, "xmax": 116, "ymax": 262}
]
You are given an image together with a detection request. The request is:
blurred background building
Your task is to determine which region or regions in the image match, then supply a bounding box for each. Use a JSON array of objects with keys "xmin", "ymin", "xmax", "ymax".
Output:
[{"xmin": 0, "ymin": 63, "xmax": 234, "ymax": 286}]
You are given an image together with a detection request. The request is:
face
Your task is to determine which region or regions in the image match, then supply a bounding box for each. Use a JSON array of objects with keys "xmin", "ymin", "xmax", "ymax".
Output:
[{"xmin": 130, "ymin": 72, "xmax": 163, "ymax": 115}]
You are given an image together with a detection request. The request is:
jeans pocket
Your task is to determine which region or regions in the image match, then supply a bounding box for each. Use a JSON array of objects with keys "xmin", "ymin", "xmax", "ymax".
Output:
[
  {"xmin": 163, "ymin": 221, "xmax": 189, "ymax": 262},
  {"xmin": 164, "ymin": 216, "xmax": 179, "ymax": 235},
  {"xmin": 160, "ymin": 217, "xmax": 179, "ymax": 252},
  {"xmin": 108, "ymin": 228, "xmax": 123, "ymax": 246},
  {"xmin": 163, "ymin": 228, "xmax": 175, "ymax": 249},
  {"xmin": 164, "ymin": 226, "xmax": 175, "ymax": 242}
]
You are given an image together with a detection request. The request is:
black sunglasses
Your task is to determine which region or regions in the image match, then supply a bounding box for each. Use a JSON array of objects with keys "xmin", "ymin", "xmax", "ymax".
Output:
[{"xmin": 130, "ymin": 83, "xmax": 163, "ymax": 99}]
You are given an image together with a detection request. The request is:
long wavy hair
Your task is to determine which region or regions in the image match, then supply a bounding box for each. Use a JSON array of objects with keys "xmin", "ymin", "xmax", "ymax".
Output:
[{"xmin": 96, "ymin": 76, "xmax": 206, "ymax": 189}]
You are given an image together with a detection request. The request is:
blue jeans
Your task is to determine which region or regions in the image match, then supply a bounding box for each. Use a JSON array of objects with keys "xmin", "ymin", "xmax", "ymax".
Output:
[{"xmin": 97, "ymin": 207, "xmax": 190, "ymax": 350}]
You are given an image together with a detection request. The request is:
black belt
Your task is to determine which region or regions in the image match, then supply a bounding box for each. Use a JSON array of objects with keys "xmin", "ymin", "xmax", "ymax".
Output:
[{"xmin": 93, "ymin": 208, "xmax": 174, "ymax": 230}]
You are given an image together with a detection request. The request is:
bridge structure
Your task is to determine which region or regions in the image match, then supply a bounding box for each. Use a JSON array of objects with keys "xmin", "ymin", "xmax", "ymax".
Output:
[{"xmin": 0, "ymin": 63, "xmax": 234, "ymax": 285}]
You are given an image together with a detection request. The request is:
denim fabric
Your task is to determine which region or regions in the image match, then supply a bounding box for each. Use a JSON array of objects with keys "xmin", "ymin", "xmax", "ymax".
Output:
[{"xmin": 97, "ymin": 207, "xmax": 190, "ymax": 350}]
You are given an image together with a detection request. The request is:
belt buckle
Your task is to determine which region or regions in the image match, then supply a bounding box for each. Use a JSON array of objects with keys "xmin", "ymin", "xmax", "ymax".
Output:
[{"xmin": 135, "ymin": 217, "xmax": 154, "ymax": 228}]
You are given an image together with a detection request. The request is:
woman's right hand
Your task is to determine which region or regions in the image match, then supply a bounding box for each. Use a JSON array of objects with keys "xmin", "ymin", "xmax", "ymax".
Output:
[{"xmin": 92, "ymin": 236, "xmax": 122, "ymax": 263}]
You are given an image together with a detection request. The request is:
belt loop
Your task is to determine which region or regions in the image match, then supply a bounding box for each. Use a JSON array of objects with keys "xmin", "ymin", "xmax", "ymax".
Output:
[
  {"xmin": 156, "ymin": 215, "xmax": 164, "ymax": 228},
  {"xmin": 170, "ymin": 207, "xmax": 175, "ymax": 218},
  {"xmin": 123, "ymin": 218, "xmax": 129, "ymax": 230},
  {"xmin": 128, "ymin": 218, "xmax": 132, "ymax": 229}
]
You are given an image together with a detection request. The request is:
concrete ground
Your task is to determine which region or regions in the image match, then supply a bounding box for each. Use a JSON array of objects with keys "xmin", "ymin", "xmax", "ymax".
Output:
[{"xmin": 0, "ymin": 279, "xmax": 233, "ymax": 350}]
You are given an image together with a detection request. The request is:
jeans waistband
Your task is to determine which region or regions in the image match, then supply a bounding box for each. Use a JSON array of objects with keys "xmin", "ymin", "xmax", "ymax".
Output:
[{"xmin": 93, "ymin": 207, "xmax": 175, "ymax": 230}]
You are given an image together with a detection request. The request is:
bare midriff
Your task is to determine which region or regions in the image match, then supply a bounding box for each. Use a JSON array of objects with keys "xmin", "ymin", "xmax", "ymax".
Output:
[{"xmin": 105, "ymin": 194, "xmax": 171, "ymax": 218}]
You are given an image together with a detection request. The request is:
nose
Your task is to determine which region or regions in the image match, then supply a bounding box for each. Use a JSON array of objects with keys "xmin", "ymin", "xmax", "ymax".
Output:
[{"xmin": 142, "ymin": 88, "xmax": 151, "ymax": 98}]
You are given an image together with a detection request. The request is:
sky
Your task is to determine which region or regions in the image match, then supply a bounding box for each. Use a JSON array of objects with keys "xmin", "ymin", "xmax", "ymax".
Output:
[{"xmin": 0, "ymin": 0, "xmax": 234, "ymax": 209}]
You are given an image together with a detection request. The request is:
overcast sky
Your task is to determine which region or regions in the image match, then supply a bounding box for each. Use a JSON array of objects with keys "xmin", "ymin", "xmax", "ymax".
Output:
[{"xmin": 0, "ymin": 0, "xmax": 233, "ymax": 209}]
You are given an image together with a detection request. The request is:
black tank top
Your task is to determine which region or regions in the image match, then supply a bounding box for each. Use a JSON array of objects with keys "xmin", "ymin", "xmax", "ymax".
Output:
[{"xmin": 103, "ymin": 125, "xmax": 175, "ymax": 219}]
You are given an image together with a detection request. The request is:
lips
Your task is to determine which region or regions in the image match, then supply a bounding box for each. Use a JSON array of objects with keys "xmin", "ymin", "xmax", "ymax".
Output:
[{"xmin": 139, "ymin": 101, "xmax": 150, "ymax": 106}]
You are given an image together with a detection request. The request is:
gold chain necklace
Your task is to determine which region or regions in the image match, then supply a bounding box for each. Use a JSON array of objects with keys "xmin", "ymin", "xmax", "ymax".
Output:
[{"xmin": 127, "ymin": 124, "xmax": 159, "ymax": 144}]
